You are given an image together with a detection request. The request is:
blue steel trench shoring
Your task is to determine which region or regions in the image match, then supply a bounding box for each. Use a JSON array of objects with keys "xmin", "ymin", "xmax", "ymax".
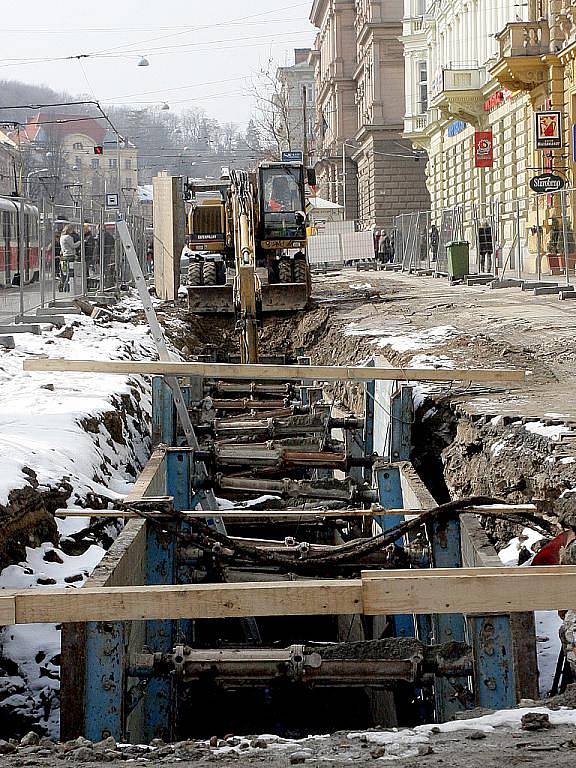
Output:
[{"xmin": 80, "ymin": 364, "xmax": 519, "ymax": 741}]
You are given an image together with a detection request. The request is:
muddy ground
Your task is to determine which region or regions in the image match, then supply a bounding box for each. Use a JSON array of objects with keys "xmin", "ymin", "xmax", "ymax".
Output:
[{"xmin": 0, "ymin": 714, "xmax": 575, "ymax": 766}]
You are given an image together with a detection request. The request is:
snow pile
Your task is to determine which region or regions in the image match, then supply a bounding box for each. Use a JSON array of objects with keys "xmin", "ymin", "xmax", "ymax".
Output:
[
  {"xmin": 0, "ymin": 532, "xmax": 107, "ymax": 736},
  {"xmin": 0, "ymin": 300, "xmax": 158, "ymax": 737},
  {"xmin": 0, "ymin": 311, "xmax": 155, "ymax": 505},
  {"xmin": 524, "ymin": 421, "xmax": 571, "ymax": 441},
  {"xmin": 345, "ymin": 324, "xmax": 459, "ymax": 352}
]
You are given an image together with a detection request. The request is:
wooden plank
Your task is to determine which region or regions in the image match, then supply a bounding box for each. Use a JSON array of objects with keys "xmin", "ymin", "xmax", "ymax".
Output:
[
  {"xmin": 23, "ymin": 358, "xmax": 526, "ymax": 384},
  {"xmin": 54, "ymin": 504, "xmax": 537, "ymax": 522},
  {"xmin": 14, "ymin": 580, "xmax": 363, "ymax": 624},
  {"xmin": 125, "ymin": 448, "xmax": 166, "ymax": 502},
  {"xmin": 362, "ymin": 565, "xmax": 576, "ymax": 579},
  {"xmin": 362, "ymin": 568, "xmax": 576, "ymax": 615},
  {"xmin": 8, "ymin": 566, "xmax": 576, "ymax": 623},
  {"xmin": 0, "ymin": 594, "xmax": 16, "ymax": 624}
]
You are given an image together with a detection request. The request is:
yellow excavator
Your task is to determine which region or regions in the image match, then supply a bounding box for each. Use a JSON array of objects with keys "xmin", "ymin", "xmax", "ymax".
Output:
[{"xmin": 185, "ymin": 162, "xmax": 312, "ymax": 363}]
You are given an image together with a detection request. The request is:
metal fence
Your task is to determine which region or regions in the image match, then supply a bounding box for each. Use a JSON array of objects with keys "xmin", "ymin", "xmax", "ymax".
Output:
[
  {"xmin": 307, "ymin": 220, "xmax": 375, "ymax": 268},
  {"xmin": 0, "ymin": 195, "xmax": 148, "ymax": 324},
  {"xmin": 391, "ymin": 188, "xmax": 576, "ymax": 282}
]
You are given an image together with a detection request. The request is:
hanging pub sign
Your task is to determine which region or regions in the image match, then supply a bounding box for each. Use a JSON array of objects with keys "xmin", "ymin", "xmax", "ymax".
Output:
[
  {"xmin": 529, "ymin": 172, "xmax": 565, "ymax": 193},
  {"xmin": 474, "ymin": 131, "xmax": 493, "ymax": 167},
  {"xmin": 534, "ymin": 110, "xmax": 563, "ymax": 149}
]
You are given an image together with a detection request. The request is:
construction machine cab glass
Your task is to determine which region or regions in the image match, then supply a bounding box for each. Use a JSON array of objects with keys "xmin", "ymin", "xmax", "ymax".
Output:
[{"xmin": 259, "ymin": 164, "xmax": 306, "ymax": 241}]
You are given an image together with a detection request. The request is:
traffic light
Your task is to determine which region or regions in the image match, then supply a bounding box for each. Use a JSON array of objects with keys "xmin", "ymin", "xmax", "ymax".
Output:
[{"xmin": 94, "ymin": 146, "xmax": 104, "ymax": 155}]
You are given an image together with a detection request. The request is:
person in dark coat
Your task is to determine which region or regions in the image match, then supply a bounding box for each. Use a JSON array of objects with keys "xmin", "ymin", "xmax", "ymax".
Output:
[
  {"xmin": 430, "ymin": 224, "xmax": 439, "ymax": 262},
  {"xmin": 478, "ymin": 222, "xmax": 494, "ymax": 273}
]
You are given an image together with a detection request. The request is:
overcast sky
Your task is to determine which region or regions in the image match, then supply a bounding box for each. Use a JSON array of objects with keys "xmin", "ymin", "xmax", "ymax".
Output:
[{"xmin": 0, "ymin": 1, "xmax": 315, "ymax": 126}]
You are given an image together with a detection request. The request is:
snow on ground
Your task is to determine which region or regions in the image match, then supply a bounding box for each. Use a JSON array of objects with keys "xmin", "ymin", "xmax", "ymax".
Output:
[
  {"xmin": 0, "ymin": 298, "xmax": 159, "ymax": 736},
  {"xmin": 524, "ymin": 421, "xmax": 571, "ymax": 440},
  {"xmin": 0, "ymin": 309, "xmax": 156, "ymax": 505},
  {"xmin": 348, "ymin": 707, "xmax": 576, "ymax": 760},
  {"xmin": 344, "ymin": 323, "xmax": 459, "ymax": 352},
  {"xmin": 498, "ymin": 529, "xmax": 563, "ymax": 696}
]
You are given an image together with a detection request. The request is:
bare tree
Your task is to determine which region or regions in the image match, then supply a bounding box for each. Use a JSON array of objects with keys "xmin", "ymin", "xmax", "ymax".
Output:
[{"xmin": 248, "ymin": 59, "xmax": 293, "ymax": 156}]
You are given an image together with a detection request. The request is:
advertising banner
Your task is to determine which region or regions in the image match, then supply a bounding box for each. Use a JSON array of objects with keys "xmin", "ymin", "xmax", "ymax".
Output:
[{"xmin": 474, "ymin": 131, "xmax": 493, "ymax": 167}]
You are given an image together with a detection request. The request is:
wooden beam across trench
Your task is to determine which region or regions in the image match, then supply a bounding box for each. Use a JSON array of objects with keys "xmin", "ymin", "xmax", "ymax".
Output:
[
  {"xmin": 3, "ymin": 566, "xmax": 576, "ymax": 625},
  {"xmin": 23, "ymin": 359, "xmax": 526, "ymax": 384}
]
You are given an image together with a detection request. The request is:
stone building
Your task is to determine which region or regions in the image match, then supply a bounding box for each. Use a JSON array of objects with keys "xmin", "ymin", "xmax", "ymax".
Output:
[
  {"xmin": 401, "ymin": 0, "xmax": 576, "ymax": 274},
  {"xmin": 17, "ymin": 112, "xmax": 138, "ymax": 208},
  {"xmin": 0, "ymin": 130, "xmax": 16, "ymax": 197},
  {"xmin": 276, "ymin": 49, "xmax": 316, "ymax": 159},
  {"xmin": 309, "ymin": 0, "xmax": 429, "ymax": 227}
]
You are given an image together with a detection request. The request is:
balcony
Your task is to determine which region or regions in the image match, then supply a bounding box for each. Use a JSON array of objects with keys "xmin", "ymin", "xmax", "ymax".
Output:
[
  {"xmin": 490, "ymin": 21, "xmax": 551, "ymax": 92},
  {"xmin": 430, "ymin": 66, "xmax": 487, "ymax": 125},
  {"xmin": 403, "ymin": 108, "xmax": 442, "ymax": 148}
]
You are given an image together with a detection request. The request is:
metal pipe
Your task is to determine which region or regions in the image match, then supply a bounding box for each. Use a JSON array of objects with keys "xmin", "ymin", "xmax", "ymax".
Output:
[
  {"xmin": 39, "ymin": 200, "xmax": 45, "ymax": 309},
  {"xmin": 516, "ymin": 200, "xmax": 522, "ymax": 280},
  {"xmin": 536, "ymin": 193, "xmax": 542, "ymax": 282},
  {"xmin": 79, "ymin": 200, "xmax": 86, "ymax": 297},
  {"xmin": 99, "ymin": 206, "xmax": 105, "ymax": 294},
  {"xmin": 561, "ymin": 189, "xmax": 571, "ymax": 286}
]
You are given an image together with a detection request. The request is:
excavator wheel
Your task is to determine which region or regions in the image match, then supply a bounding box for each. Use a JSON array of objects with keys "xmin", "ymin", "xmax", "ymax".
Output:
[
  {"xmin": 293, "ymin": 259, "xmax": 308, "ymax": 284},
  {"xmin": 203, "ymin": 262, "xmax": 217, "ymax": 286},
  {"xmin": 188, "ymin": 262, "xmax": 202, "ymax": 286},
  {"xmin": 278, "ymin": 259, "xmax": 292, "ymax": 284}
]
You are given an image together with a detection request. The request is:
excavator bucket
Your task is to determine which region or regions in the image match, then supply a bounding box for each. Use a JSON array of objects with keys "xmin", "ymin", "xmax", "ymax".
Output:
[{"xmin": 187, "ymin": 282, "xmax": 310, "ymax": 314}]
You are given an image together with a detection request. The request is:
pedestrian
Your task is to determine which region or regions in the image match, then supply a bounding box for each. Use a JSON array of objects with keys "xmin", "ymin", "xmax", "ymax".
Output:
[
  {"xmin": 429, "ymin": 224, "xmax": 439, "ymax": 263},
  {"xmin": 59, "ymin": 224, "xmax": 80, "ymax": 292},
  {"xmin": 478, "ymin": 221, "xmax": 494, "ymax": 274},
  {"xmin": 83, "ymin": 224, "xmax": 96, "ymax": 275},
  {"xmin": 373, "ymin": 228, "xmax": 381, "ymax": 259},
  {"xmin": 378, "ymin": 230, "xmax": 393, "ymax": 264}
]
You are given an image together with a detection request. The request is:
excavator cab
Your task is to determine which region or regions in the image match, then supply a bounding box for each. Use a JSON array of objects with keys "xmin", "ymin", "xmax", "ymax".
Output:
[{"xmin": 259, "ymin": 163, "xmax": 307, "ymax": 245}]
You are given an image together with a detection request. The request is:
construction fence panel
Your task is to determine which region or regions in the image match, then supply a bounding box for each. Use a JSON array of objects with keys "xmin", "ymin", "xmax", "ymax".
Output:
[{"xmin": 308, "ymin": 221, "xmax": 374, "ymax": 267}]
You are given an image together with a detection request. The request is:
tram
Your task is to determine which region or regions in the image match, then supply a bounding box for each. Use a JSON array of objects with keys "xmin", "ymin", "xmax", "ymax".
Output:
[{"xmin": 0, "ymin": 198, "xmax": 40, "ymax": 288}]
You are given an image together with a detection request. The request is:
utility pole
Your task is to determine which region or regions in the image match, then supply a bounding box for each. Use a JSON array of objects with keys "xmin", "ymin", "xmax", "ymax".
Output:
[
  {"xmin": 342, "ymin": 142, "xmax": 347, "ymax": 219},
  {"xmin": 302, "ymin": 85, "xmax": 308, "ymax": 167}
]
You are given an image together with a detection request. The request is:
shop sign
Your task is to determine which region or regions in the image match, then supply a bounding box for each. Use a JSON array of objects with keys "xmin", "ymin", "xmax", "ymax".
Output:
[
  {"xmin": 529, "ymin": 173, "xmax": 565, "ymax": 193},
  {"xmin": 447, "ymin": 120, "xmax": 467, "ymax": 137},
  {"xmin": 534, "ymin": 111, "xmax": 563, "ymax": 149},
  {"xmin": 474, "ymin": 131, "xmax": 493, "ymax": 168},
  {"xmin": 483, "ymin": 89, "xmax": 512, "ymax": 112}
]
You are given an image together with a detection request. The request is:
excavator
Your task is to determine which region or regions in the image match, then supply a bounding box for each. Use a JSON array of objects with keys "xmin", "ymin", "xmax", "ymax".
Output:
[{"xmin": 185, "ymin": 162, "xmax": 312, "ymax": 363}]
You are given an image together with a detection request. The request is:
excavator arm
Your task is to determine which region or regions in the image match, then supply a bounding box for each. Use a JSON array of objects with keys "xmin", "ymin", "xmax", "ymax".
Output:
[{"xmin": 230, "ymin": 170, "xmax": 262, "ymax": 364}]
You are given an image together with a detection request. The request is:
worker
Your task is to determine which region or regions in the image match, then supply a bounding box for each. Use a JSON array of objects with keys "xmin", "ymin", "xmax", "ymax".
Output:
[
  {"xmin": 267, "ymin": 176, "xmax": 298, "ymax": 212},
  {"xmin": 59, "ymin": 224, "xmax": 80, "ymax": 292}
]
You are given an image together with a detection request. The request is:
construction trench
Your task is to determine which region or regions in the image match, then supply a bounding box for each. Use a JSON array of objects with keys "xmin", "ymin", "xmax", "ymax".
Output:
[{"xmin": 6, "ymin": 265, "xmax": 576, "ymax": 765}]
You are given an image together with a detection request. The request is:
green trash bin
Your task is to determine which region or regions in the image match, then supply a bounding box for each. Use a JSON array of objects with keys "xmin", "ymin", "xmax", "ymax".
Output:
[{"xmin": 446, "ymin": 241, "xmax": 470, "ymax": 279}]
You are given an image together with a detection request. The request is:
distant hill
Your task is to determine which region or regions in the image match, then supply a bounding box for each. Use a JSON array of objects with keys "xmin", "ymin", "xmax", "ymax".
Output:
[{"xmin": 0, "ymin": 80, "xmax": 82, "ymax": 125}]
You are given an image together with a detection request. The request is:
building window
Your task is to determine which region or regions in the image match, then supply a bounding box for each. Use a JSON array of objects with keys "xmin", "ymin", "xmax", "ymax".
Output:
[
  {"xmin": 124, "ymin": 158, "xmax": 132, "ymax": 170},
  {"xmin": 91, "ymin": 158, "xmax": 100, "ymax": 170},
  {"xmin": 125, "ymin": 177, "xmax": 133, "ymax": 188},
  {"xmin": 416, "ymin": 0, "xmax": 427, "ymax": 15},
  {"xmin": 75, "ymin": 156, "xmax": 82, "ymax": 168},
  {"xmin": 73, "ymin": 142, "xmax": 83, "ymax": 150},
  {"xmin": 417, "ymin": 61, "xmax": 428, "ymax": 113},
  {"xmin": 109, "ymin": 158, "xmax": 118, "ymax": 169}
]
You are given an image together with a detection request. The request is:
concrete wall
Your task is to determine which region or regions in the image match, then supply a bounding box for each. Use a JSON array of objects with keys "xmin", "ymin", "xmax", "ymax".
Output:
[{"xmin": 152, "ymin": 174, "xmax": 184, "ymax": 300}]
